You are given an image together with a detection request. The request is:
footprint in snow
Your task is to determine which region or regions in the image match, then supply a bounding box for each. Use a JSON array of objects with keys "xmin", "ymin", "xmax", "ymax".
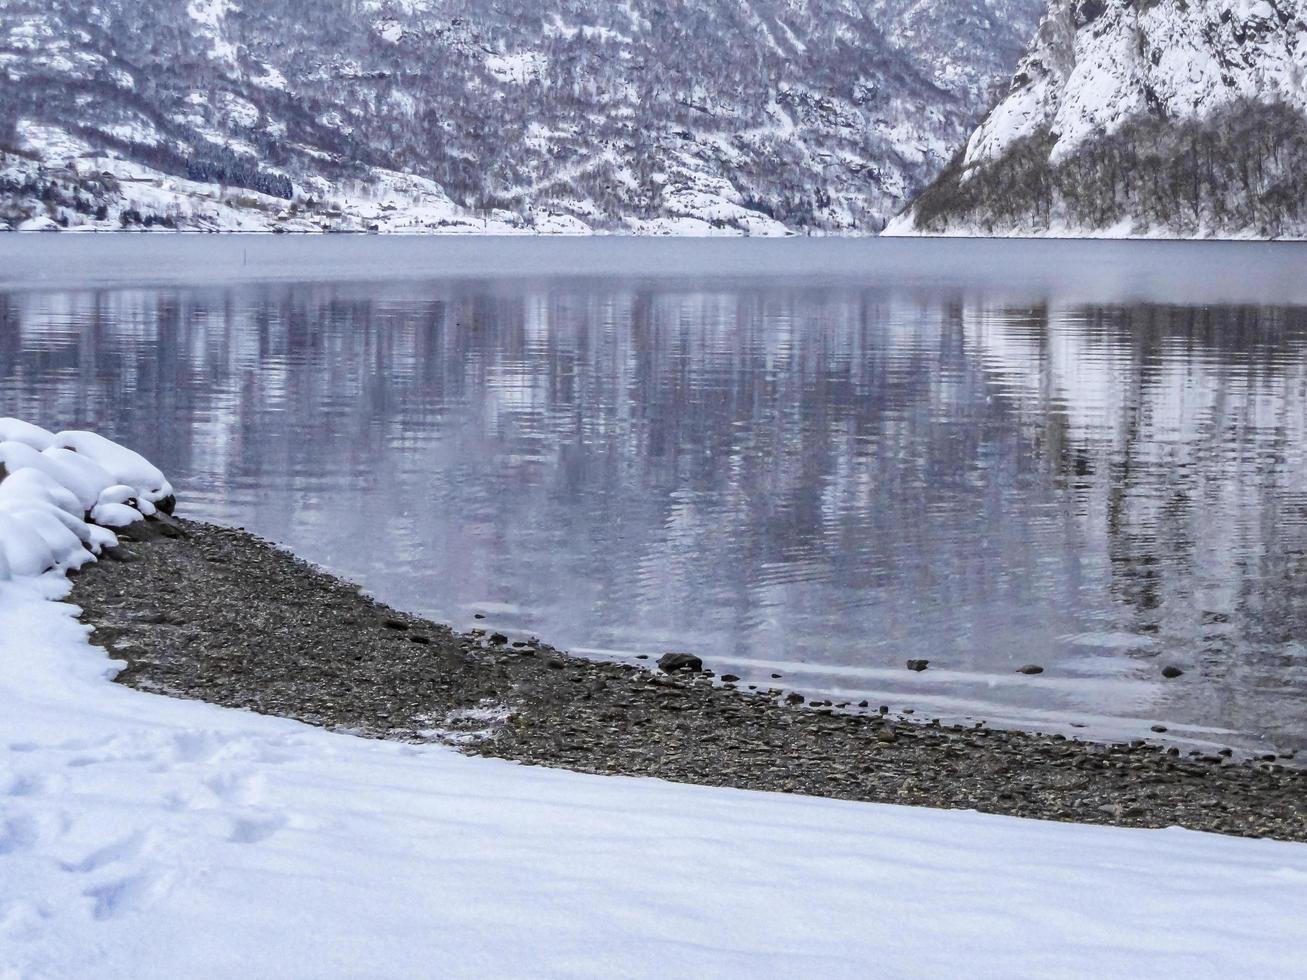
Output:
[
  {"xmin": 0, "ymin": 814, "xmax": 40, "ymax": 855},
  {"xmin": 0, "ymin": 897, "xmax": 52, "ymax": 938},
  {"xmin": 2, "ymin": 771, "xmax": 54, "ymax": 798},
  {"xmin": 168, "ymin": 730, "xmax": 233, "ymax": 765},
  {"xmin": 60, "ymin": 830, "xmax": 151, "ymax": 875},
  {"xmin": 83, "ymin": 870, "xmax": 172, "ymax": 922},
  {"xmin": 203, "ymin": 770, "xmax": 267, "ymax": 807},
  {"xmin": 228, "ymin": 813, "xmax": 286, "ymax": 845}
]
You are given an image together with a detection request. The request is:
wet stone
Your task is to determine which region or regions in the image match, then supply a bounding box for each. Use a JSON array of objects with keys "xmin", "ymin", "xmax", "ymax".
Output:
[{"xmin": 657, "ymin": 653, "xmax": 703, "ymax": 673}]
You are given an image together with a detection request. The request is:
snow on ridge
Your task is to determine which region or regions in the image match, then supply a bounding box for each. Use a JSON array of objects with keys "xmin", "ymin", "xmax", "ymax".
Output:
[
  {"xmin": 252, "ymin": 64, "xmax": 288, "ymax": 91},
  {"xmin": 188, "ymin": 0, "xmax": 241, "ymax": 66},
  {"xmin": 890, "ymin": 0, "xmax": 1307, "ymax": 238},
  {"xmin": 0, "ymin": 419, "xmax": 172, "ymax": 581},
  {"xmin": 485, "ymin": 50, "xmax": 548, "ymax": 84},
  {"xmin": 964, "ymin": 0, "xmax": 1307, "ymax": 167}
]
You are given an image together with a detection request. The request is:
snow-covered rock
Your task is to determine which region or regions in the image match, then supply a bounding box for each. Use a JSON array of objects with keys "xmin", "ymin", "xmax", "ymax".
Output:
[
  {"xmin": 0, "ymin": 418, "xmax": 57, "ymax": 450},
  {"xmin": 0, "ymin": 418, "xmax": 167, "ymax": 578},
  {"xmin": 0, "ymin": 442, "xmax": 115, "ymax": 513},
  {"xmin": 0, "ymin": 467, "xmax": 86, "ymax": 521},
  {"xmin": 53, "ymin": 430, "xmax": 174, "ymax": 505}
]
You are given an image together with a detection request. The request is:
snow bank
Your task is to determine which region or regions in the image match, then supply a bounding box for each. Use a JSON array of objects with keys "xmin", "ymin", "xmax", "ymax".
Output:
[
  {"xmin": 51, "ymin": 430, "xmax": 174, "ymax": 505},
  {"xmin": 0, "ymin": 419, "xmax": 171, "ymax": 580},
  {"xmin": 0, "ymin": 418, "xmax": 57, "ymax": 450},
  {"xmin": 2, "ymin": 421, "xmax": 1306, "ymax": 978}
]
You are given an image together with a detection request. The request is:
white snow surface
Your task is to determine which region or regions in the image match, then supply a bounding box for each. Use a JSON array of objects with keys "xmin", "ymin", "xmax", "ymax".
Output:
[
  {"xmin": 0, "ymin": 419, "xmax": 57, "ymax": 451},
  {"xmin": 50, "ymin": 430, "xmax": 173, "ymax": 505},
  {"xmin": 3, "ymin": 421, "xmax": 1307, "ymax": 978}
]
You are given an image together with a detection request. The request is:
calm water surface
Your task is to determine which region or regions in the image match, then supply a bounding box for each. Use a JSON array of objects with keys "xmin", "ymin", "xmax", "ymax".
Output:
[{"xmin": 3, "ymin": 237, "xmax": 1306, "ymax": 754}]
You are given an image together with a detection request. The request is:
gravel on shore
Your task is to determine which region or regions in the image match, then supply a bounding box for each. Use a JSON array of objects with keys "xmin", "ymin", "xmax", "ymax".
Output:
[{"xmin": 69, "ymin": 517, "xmax": 1307, "ymax": 842}]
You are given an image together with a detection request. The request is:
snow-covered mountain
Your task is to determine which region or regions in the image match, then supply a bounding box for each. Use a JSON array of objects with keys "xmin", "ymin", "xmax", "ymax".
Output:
[
  {"xmin": 0, "ymin": 0, "xmax": 1043, "ymax": 234},
  {"xmin": 887, "ymin": 0, "xmax": 1307, "ymax": 239}
]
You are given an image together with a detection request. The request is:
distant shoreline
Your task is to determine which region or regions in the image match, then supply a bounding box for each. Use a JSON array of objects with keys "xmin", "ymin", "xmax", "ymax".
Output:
[
  {"xmin": 4, "ymin": 227, "xmax": 1307, "ymax": 243},
  {"xmin": 71, "ymin": 514, "xmax": 1307, "ymax": 842},
  {"xmin": 5, "ymin": 235, "xmax": 1307, "ymax": 309}
]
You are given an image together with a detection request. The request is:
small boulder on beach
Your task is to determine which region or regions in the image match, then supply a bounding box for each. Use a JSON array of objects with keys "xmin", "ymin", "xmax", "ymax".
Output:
[
  {"xmin": 906, "ymin": 659, "xmax": 929, "ymax": 672},
  {"xmin": 657, "ymin": 652, "xmax": 703, "ymax": 673},
  {"xmin": 1162, "ymin": 665, "xmax": 1185, "ymax": 679}
]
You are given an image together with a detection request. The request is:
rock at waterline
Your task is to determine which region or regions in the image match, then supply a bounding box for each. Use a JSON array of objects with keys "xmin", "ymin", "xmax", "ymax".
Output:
[
  {"xmin": 906, "ymin": 659, "xmax": 929, "ymax": 672},
  {"xmin": 657, "ymin": 652, "xmax": 703, "ymax": 673},
  {"xmin": 720, "ymin": 674, "xmax": 741, "ymax": 683},
  {"xmin": 1016, "ymin": 665, "xmax": 1044, "ymax": 675}
]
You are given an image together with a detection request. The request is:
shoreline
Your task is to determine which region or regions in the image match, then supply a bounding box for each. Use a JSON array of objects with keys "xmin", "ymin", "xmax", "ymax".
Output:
[{"xmin": 70, "ymin": 516, "xmax": 1307, "ymax": 842}]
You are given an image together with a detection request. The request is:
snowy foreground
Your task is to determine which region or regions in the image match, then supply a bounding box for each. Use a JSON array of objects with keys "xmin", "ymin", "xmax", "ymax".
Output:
[{"xmin": 3, "ymin": 423, "xmax": 1307, "ymax": 979}]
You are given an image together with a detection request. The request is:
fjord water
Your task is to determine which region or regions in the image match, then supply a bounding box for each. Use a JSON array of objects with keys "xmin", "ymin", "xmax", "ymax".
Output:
[{"xmin": 3, "ymin": 236, "xmax": 1306, "ymax": 755}]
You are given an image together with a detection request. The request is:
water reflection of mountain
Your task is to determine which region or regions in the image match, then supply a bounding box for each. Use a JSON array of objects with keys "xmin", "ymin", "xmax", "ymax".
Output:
[
  {"xmin": 968, "ymin": 303, "xmax": 1307, "ymax": 747},
  {"xmin": 3, "ymin": 282, "xmax": 1305, "ymax": 751}
]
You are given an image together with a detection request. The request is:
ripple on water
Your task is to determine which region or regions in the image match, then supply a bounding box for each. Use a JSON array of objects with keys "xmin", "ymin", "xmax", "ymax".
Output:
[{"xmin": 4, "ymin": 239, "xmax": 1307, "ymax": 756}]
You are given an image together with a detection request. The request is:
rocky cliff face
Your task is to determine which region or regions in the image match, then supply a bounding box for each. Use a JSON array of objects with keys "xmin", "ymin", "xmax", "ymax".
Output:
[
  {"xmin": 0, "ymin": 0, "xmax": 1042, "ymax": 234},
  {"xmin": 888, "ymin": 0, "xmax": 1307, "ymax": 238}
]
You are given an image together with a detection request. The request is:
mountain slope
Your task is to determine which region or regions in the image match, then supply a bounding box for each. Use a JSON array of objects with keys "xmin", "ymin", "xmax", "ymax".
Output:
[
  {"xmin": 0, "ymin": 0, "xmax": 1043, "ymax": 234},
  {"xmin": 887, "ymin": 0, "xmax": 1307, "ymax": 239}
]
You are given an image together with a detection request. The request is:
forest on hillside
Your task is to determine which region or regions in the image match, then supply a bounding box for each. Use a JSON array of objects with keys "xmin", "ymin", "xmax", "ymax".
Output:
[{"xmin": 906, "ymin": 101, "xmax": 1307, "ymax": 238}]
